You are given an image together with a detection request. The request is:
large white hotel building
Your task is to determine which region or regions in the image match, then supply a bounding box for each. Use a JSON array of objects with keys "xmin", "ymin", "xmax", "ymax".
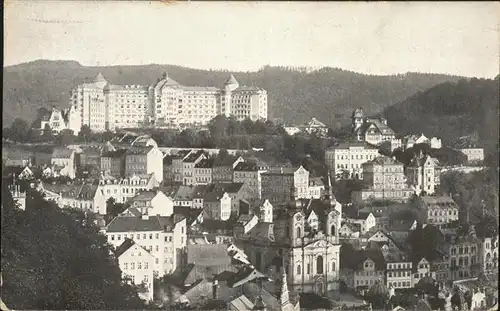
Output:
[{"xmin": 64, "ymin": 73, "xmax": 267, "ymax": 134}]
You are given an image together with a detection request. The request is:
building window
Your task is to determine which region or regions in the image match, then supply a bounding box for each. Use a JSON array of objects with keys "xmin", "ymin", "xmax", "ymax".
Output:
[
  {"xmin": 317, "ymin": 256, "xmax": 324, "ymax": 274},
  {"xmin": 297, "ymin": 265, "xmax": 301, "ymax": 275}
]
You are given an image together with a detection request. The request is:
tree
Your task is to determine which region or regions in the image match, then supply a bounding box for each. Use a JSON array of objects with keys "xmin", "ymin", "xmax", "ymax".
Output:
[
  {"xmin": 78, "ymin": 125, "xmax": 93, "ymax": 143},
  {"xmin": 8, "ymin": 118, "xmax": 30, "ymax": 142},
  {"xmin": 41, "ymin": 124, "xmax": 54, "ymax": 142},
  {"xmin": 1, "ymin": 185, "xmax": 146, "ymax": 310},
  {"xmin": 57, "ymin": 129, "xmax": 76, "ymax": 146}
]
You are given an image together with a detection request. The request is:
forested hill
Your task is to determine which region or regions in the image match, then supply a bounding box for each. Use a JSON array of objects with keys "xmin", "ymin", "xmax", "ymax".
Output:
[
  {"xmin": 383, "ymin": 77, "xmax": 500, "ymax": 160},
  {"xmin": 3, "ymin": 60, "xmax": 462, "ymax": 127}
]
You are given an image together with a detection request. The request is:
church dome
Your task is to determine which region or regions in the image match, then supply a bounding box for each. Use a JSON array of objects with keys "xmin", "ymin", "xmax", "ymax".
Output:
[{"xmin": 367, "ymin": 281, "xmax": 389, "ymax": 298}]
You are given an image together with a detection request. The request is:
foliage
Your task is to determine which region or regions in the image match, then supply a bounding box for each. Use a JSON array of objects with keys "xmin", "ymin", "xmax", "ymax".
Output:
[
  {"xmin": 439, "ymin": 168, "xmax": 499, "ymax": 225},
  {"xmin": 1, "ymin": 184, "xmax": 146, "ymax": 310},
  {"xmin": 57, "ymin": 129, "xmax": 76, "ymax": 145},
  {"xmin": 3, "ymin": 60, "xmax": 462, "ymax": 129},
  {"xmin": 332, "ymin": 179, "xmax": 364, "ymax": 204},
  {"xmin": 385, "ymin": 78, "xmax": 499, "ymax": 163},
  {"xmin": 392, "ymin": 143, "xmax": 467, "ymax": 167},
  {"xmin": 106, "ymin": 198, "xmax": 129, "ymax": 222}
]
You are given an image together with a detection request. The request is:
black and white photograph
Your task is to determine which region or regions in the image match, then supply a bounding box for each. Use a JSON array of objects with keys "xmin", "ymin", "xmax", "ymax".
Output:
[{"xmin": 2, "ymin": 1, "xmax": 499, "ymax": 310}]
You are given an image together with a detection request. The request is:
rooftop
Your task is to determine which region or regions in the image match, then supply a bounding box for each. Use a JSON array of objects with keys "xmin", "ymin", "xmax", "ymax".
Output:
[
  {"xmin": 234, "ymin": 161, "xmax": 258, "ymax": 171},
  {"xmin": 52, "ymin": 147, "xmax": 74, "ymax": 159},
  {"xmin": 194, "ymin": 158, "xmax": 215, "ymax": 169},
  {"xmin": 106, "ymin": 214, "xmax": 177, "ymax": 233}
]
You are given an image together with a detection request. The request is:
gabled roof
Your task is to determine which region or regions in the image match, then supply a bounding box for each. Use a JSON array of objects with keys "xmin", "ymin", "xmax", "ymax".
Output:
[
  {"xmin": 341, "ymin": 245, "xmax": 386, "ymax": 271},
  {"xmin": 106, "ymin": 214, "xmax": 175, "ymax": 233},
  {"xmin": 194, "ymin": 158, "xmax": 214, "ymax": 169},
  {"xmin": 344, "ymin": 207, "xmax": 372, "ymax": 220},
  {"xmin": 234, "ymin": 161, "xmax": 258, "ymax": 172},
  {"xmin": 305, "ymin": 118, "xmax": 326, "ymax": 128},
  {"xmin": 102, "ymin": 149, "xmax": 127, "ymax": 158},
  {"xmin": 183, "ymin": 150, "xmax": 207, "ymax": 163},
  {"xmin": 125, "ymin": 146, "xmax": 154, "ymax": 155},
  {"xmin": 52, "ymin": 147, "xmax": 74, "ymax": 159},
  {"xmin": 213, "ymin": 182, "xmax": 245, "ymax": 194},
  {"xmin": 130, "ymin": 190, "xmax": 158, "ymax": 202}
]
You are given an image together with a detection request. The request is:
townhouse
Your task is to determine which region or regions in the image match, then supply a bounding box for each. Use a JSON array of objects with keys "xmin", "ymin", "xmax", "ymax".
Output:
[
  {"xmin": 352, "ymin": 156, "xmax": 413, "ymax": 203},
  {"xmin": 115, "ymin": 239, "xmax": 155, "ymax": 301},
  {"xmin": 193, "ymin": 158, "xmax": 214, "ymax": 185},
  {"xmin": 406, "ymin": 152, "xmax": 441, "ymax": 196},
  {"xmin": 415, "ymin": 195, "xmax": 460, "ymax": 225},
  {"xmin": 340, "ymin": 246, "xmax": 386, "ymax": 289},
  {"xmin": 51, "ymin": 147, "xmax": 77, "ymax": 179},
  {"xmin": 171, "ymin": 150, "xmax": 192, "ymax": 183},
  {"xmin": 325, "ymin": 141, "xmax": 380, "ymax": 180},
  {"xmin": 203, "ymin": 189, "xmax": 232, "ymax": 221},
  {"xmin": 384, "ymin": 251, "xmax": 413, "ymax": 289},
  {"xmin": 182, "ymin": 150, "xmax": 207, "ymax": 185},
  {"xmin": 97, "ymin": 173, "xmax": 160, "ymax": 204},
  {"xmin": 125, "ymin": 146, "xmax": 164, "ymax": 183},
  {"xmin": 233, "ymin": 161, "xmax": 263, "ymax": 199},
  {"xmin": 101, "ymin": 149, "xmax": 127, "ymax": 178},
  {"xmin": 38, "ymin": 181, "xmax": 107, "ymax": 215},
  {"xmin": 126, "ymin": 190, "xmax": 174, "ymax": 217},
  {"xmin": 212, "ymin": 155, "xmax": 244, "ymax": 183},
  {"xmin": 343, "ymin": 209, "xmax": 376, "ymax": 235}
]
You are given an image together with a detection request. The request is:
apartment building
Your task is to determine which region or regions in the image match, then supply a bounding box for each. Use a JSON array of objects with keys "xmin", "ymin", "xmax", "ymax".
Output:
[
  {"xmin": 106, "ymin": 213, "xmax": 187, "ymax": 277},
  {"xmin": 352, "ymin": 156, "xmax": 413, "ymax": 203},
  {"xmin": 203, "ymin": 190, "xmax": 232, "ymax": 221},
  {"xmin": 412, "ymin": 257, "xmax": 436, "ymax": 286},
  {"xmin": 97, "ymin": 173, "xmax": 160, "ymax": 204},
  {"xmin": 212, "ymin": 155, "xmax": 244, "ymax": 183},
  {"xmin": 448, "ymin": 226, "xmax": 481, "ymax": 281},
  {"xmin": 406, "ymin": 153, "xmax": 441, "ymax": 195},
  {"xmin": 101, "ymin": 149, "xmax": 127, "ymax": 178},
  {"xmin": 340, "ymin": 247, "xmax": 386, "ymax": 289},
  {"xmin": 233, "ymin": 161, "xmax": 263, "ymax": 199},
  {"xmin": 125, "ymin": 146, "xmax": 163, "ymax": 182},
  {"xmin": 193, "ymin": 158, "xmax": 214, "ymax": 185},
  {"xmin": 478, "ymin": 236, "xmax": 499, "ymax": 276},
  {"xmin": 325, "ymin": 142, "xmax": 380, "ymax": 180},
  {"xmin": 459, "ymin": 147, "xmax": 485, "ymax": 164},
  {"xmin": 51, "ymin": 147, "xmax": 76, "ymax": 179},
  {"xmin": 385, "ymin": 252, "xmax": 413, "ymax": 289},
  {"xmin": 170, "ymin": 150, "xmax": 192, "ymax": 183},
  {"xmin": 38, "ymin": 182, "xmax": 107, "ymax": 215},
  {"xmin": 182, "ymin": 150, "xmax": 207, "ymax": 185},
  {"xmin": 115, "ymin": 239, "xmax": 155, "ymax": 301},
  {"xmin": 416, "ymin": 195, "xmax": 460, "ymax": 225}
]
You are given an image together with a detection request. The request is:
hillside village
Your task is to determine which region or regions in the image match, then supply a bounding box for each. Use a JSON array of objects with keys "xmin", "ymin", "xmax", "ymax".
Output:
[{"xmin": 2, "ymin": 94, "xmax": 497, "ymax": 311}]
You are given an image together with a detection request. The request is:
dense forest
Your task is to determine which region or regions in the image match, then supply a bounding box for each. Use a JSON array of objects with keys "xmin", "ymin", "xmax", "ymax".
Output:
[
  {"xmin": 384, "ymin": 77, "xmax": 500, "ymax": 161},
  {"xmin": 0, "ymin": 184, "xmax": 147, "ymax": 310},
  {"xmin": 3, "ymin": 60, "xmax": 462, "ymax": 127}
]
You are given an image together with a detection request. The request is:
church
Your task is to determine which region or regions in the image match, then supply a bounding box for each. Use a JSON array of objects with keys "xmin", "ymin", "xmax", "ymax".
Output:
[{"xmin": 234, "ymin": 176, "xmax": 342, "ymax": 295}]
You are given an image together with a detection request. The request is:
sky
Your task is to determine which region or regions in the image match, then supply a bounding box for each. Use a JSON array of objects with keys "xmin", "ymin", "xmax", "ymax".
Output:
[{"xmin": 4, "ymin": 1, "xmax": 500, "ymax": 78}]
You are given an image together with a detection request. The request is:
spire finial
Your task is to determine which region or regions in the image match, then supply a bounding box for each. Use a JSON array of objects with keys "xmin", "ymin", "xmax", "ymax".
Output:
[{"xmin": 280, "ymin": 271, "xmax": 289, "ymax": 306}]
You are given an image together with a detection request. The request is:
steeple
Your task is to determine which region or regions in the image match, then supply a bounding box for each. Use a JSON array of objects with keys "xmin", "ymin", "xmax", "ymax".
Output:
[{"xmin": 280, "ymin": 272, "xmax": 290, "ymax": 307}]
